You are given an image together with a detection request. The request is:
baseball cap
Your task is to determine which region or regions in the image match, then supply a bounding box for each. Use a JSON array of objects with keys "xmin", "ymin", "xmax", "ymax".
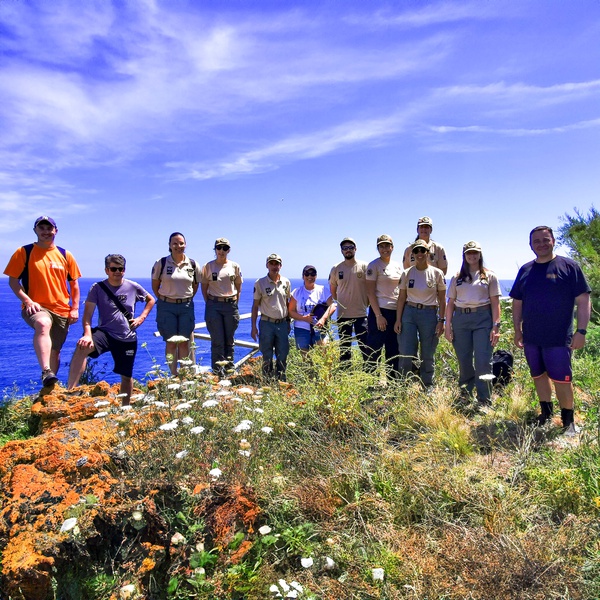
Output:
[
  {"xmin": 34, "ymin": 216, "xmax": 57, "ymax": 228},
  {"xmin": 214, "ymin": 237, "xmax": 230, "ymax": 247},
  {"xmin": 340, "ymin": 237, "xmax": 356, "ymax": 247},
  {"xmin": 412, "ymin": 239, "xmax": 430, "ymax": 251},
  {"xmin": 417, "ymin": 216, "xmax": 433, "ymax": 228},
  {"xmin": 302, "ymin": 265, "xmax": 317, "ymax": 275},
  {"xmin": 266, "ymin": 253, "xmax": 283, "ymax": 264},
  {"xmin": 377, "ymin": 234, "xmax": 393, "ymax": 246},
  {"xmin": 463, "ymin": 240, "xmax": 482, "ymax": 253}
]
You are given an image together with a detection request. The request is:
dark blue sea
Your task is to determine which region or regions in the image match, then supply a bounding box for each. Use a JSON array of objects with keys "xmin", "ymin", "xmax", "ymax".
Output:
[{"xmin": 0, "ymin": 277, "xmax": 513, "ymax": 399}]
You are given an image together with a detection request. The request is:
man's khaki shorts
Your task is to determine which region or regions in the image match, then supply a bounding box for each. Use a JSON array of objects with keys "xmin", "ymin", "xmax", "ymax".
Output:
[{"xmin": 22, "ymin": 307, "xmax": 70, "ymax": 351}]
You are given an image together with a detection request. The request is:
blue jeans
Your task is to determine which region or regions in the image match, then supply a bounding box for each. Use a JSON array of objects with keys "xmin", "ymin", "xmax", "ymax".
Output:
[
  {"xmin": 366, "ymin": 307, "xmax": 399, "ymax": 375},
  {"xmin": 294, "ymin": 326, "xmax": 323, "ymax": 350},
  {"xmin": 337, "ymin": 317, "xmax": 368, "ymax": 365},
  {"xmin": 398, "ymin": 305, "xmax": 438, "ymax": 386},
  {"xmin": 451, "ymin": 309, "xmax": 493, "ymax": 402},
  {"xmin": 205, "ymin": 299, "xmax": 240, "ymax": 372},
  {"xmin": 259, "ymin": 318, "xmax": 290, "ymax": 380}
]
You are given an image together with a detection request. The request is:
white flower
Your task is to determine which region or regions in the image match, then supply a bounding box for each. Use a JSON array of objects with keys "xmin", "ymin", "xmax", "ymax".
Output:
[
  {"xmin": 218, "ymin": 379, "xmax": 232, "ymax": 387},
  {"xmin": 254, "ymin": 407, "xmax": 264, "ymax": 413},
  {"xmin": 278, "ymin": 580, "xmax": 290, "ymax": 592},
  {"xmin": 324, "ymin": 556, "xmax": 336, "ymax": 570},
  {"xmin": 261, "ymin": 427, "xmax": 273, "ymax": 434},
  {"xmin": 159, "ymin": 419, "xmax": 179, "ymax": 431},
  {"xmin": 300, "ymin": 557, "xmax": 313, "ymax": 568},
  {"xmin": 479, "ymin": 373, "xmax": 495, "ymax": 381},
  {"xmin": 253, "ymin": 398, "xmax": 262, "ymax": 404},
  {"xmin": 131, "ymin": 510, "xmax": 143, "ymax": 521},
  {"xmin": 233, "ymin": 420, "xmax": 253, "ymax": 432},
  {"xmin": 202, "ymin": 399, "xmax": 219, "ymax": 408},
  {"xmin": 231, "ymin": 396, "xmax": 244, "ymax": 403},
  {"xmin": 116, "ymin": 393, "xmax": 128, "ymax": 398},
  {"xmin": 190, "ymin": 426, "xmax": 205, "ymax": 434},
  {"xmin": 130, "ymin": 393, "xmax": 145, "ymax": 402},
  {"xmin": 209, "ymin": 467, "xmax": 222, "ymax": 479},
  {"xmin": 237, "ymin": 387, "xmax": 254, "ymax": 395},
  {"xmin": 181, "ymin": 381, "xmax": 195, "ymax": 387},
  {"xmin": 144, "ymin": 394, "xmax": 156, "ymax": 403},
  {"xmin": 119, "ymin": 583, "xmax": 137, "ymax": 599},
  {"xmin": 153, "ymin": 401, "xmax": 167, "ymax": 408},
  {"xmin": 269, "ymin": 584, "xmax": 283, "ymax": 597},
  {"xmin": 94, "ymin": 400, "xmax": 110, "ymax": 407},
  {"xmin": 119, "ymin": 405, "xmax": 133, "ymax": 411},
  {"xmin": 216, "ymin": 390, "xmax": 231, "ymax": 397},
  {"xmin": 259, "ymin": 525, "xmax": 272, "ymax": 535},
  {"xmin": 60, "ymin": 517, "xmax": 78, "ymax": 532},
  {"xmin": 181, "ymin": 416, "xmax": 194, "ymax": 425},
  {"xmin": 178, "ymin": 358, "xmax": 193, "ymax": 366},
  {"xmin": 94, "ymin": 412, "xmax": 108, "ymax": 418},
  {"xmin": 167, "ymin": 335, "xmax": 189, "ymax": 343},
  {"xmin": 290, "ymin": 582, "xmax": 304, "ymax": 593},
  {"xmin": 167, "ymin": 383, "xmax": 181, "ymax": 390},
  {"xmin": 174, "ymin": 402, "xmax": 192, "ymax": 411},
  {"xmin": 372, "ymin": 567, "xmax": 385, "ymax": 581},
  {"xmin": 171, "ymin": 532, "xmax": 186, "ymax": 545},
  {"xmin": 239, "ymin": 450, "xmax": 251, "ymax": 457},
  {"xmin": 175, "ymin": 450, "xmax": 189, "ymax": 459},
  {"xmin": 287, "ymin": 422, "xmax": 296, "ymax": 428}
]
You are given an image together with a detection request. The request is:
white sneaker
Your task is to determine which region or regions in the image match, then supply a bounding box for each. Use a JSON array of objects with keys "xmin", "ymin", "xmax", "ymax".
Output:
[{"xmin": 562, "ymin": 423, "xmax": 580, "ymax": 438}]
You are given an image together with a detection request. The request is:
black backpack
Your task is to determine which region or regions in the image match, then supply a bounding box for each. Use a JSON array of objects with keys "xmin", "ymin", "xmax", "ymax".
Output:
[
  {"xmin": 156, "ymin": 256, "xmax": 197, "ymax": 283},
  {"xmin": 492, "ymin": 350, "xmax": 513, "ymax": 387},
  {"xmin": 19, "ymin": 243, "xmax": 69, "ymax": 294}
]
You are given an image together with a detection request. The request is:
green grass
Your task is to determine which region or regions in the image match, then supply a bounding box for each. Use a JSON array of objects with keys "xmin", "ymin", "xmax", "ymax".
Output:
[{"xmin": 2, "ymin": 312, "xmax": 600, "ymax": 599}]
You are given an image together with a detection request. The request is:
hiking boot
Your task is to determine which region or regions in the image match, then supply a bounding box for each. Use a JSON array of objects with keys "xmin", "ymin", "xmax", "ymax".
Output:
[
  {"xmin": 41, "ymin": 369, "xmax": 58, "ymax": 387},
  {"xmin": 562, "ymin": 422, "xmax": 580, "ymax": 438}
]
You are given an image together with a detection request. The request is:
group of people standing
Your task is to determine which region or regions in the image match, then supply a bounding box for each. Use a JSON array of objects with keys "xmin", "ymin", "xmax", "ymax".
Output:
[{"xmin": 4, "ymin": 216, "xmax": 592, "ymax": 436}]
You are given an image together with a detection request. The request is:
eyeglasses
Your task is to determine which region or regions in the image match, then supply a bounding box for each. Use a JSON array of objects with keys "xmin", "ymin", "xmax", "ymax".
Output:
[
  {"xmin": 215, "ymin": 245, "xmax": 230, "ymax": 251},
  {"xmin": 341, "ymin": 246, "xmax": 355, "ymax": 251},
  {"xmin": 413, "ymin": 247, "xmax": 427, "ymax": 254},
  {"xmin": 108, "ymin": 266, "xmax": 125, "ymax": 272},
  {"xmin": 303, "ymin": 270, "xmax": 317, "ymax": 277}
]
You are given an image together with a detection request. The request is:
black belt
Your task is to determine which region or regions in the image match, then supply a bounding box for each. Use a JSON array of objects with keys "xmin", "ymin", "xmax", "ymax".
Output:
[
  {"xmin": 455, "ymin": 305, "xmax": 491, "ymax": 314},
  {"xmin": 406, "ymin": 301, "xmax": 437, "ymax": 310},
  {"xmin": 160, "ymin": 296, "xmax": 192, "ymax": 304},
  {"xmin": 208, "ymin": 294, "xmax": 237, "ymax": 303},
  {"xmin": 261, "ymin": 315, "xmax": 287, "ymax": 324}
]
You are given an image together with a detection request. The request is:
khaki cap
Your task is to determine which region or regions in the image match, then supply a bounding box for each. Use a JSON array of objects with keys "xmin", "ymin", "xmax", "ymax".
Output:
[
  {"xmin": 417, "ymin": 216, "xmax": 433, "ymax": 228},
  {"xmin": 214, "ymin": 237, "xmax": 230, "ymax": 247},
  {"xmin": 463, "ymin": 240, "xmax": 482, "ymax": 253},
  {"xmin": 377, "ymin": 234, "xmax": 394, "ymax": 246},
  {"xmin": 266, "ymin": 253, "xmax": 283, "ymax": 264},
  {"xmin": 412, "ymin": 239, "xmax": 430, "ymax": 251}
]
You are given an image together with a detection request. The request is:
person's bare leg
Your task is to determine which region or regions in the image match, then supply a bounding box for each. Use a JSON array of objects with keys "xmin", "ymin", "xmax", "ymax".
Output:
[
  {"xmin": 554, "ymin": 381, "xmax": 574, "ymax": 410},
  {"xmin": 165, "ymin": 341, "xmax": 178, "ymax": 376},
  {"xmin": 67, "ymin": 347, "xmax": 91, "ymax": 389},
  {"xmin": 50, "ymin": 348, "xmax": 60, "ymax": 375},
  {"xmin": 32, "ymin": 316, "xmax": 53, "ymax": 371},
  {"xmin": 120, "ymin": 375, "xmax": 133, "ymax": 406},
  {"xmin": 533, "ymin": 373, "xmax": 552, "ymax": 402}
]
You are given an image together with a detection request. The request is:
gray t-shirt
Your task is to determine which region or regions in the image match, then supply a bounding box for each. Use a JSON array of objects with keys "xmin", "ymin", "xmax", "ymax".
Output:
[{"xmin": 87, "ymin": 279, "xmax": 149, "ymax": 341}]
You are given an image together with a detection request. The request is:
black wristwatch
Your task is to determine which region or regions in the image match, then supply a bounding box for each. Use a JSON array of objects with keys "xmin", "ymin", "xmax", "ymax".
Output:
[{"xmin": 576, "ymin": 328, "xmax": 587, "ymax": 335}]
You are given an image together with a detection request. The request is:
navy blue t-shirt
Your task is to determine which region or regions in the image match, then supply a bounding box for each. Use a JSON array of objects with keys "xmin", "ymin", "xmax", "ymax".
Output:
[{"xmin": 510, "ymin": 256, "xmax": 590, "ymax": 347}]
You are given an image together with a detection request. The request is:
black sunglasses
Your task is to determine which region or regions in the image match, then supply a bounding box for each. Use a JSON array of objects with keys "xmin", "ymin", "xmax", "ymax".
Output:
[
  {"xmin": 108, "ymin": 266, "xmax": 125, "ymax": 272},
  {"xmin": 341, "ymin": 245, "xmax": 355, "ymax": 251},
  {"xmin": 303, "ymin": 270, "xmax": 317, "ymax": 277},
  {"xmin": 215, "ymin": 245, "xmax": 230, "ymax": 251},
  {"xmin": 413, "ymin": 247, "xmax": 427, "ymax": 254}
]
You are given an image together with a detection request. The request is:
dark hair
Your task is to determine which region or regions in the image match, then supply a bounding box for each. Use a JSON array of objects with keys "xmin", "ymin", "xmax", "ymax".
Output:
[
  {"xmin": 169, "ymin": 232, "xmax": 186, "ymax": 252},
  {"xmin": 457, "ymin": 252, "xmax": 486, "ymax": 284},
  {"xmin": 529, "ymin": 226, "xmax": 554, "ymax": 243},
  {"xmin": 105, "ymin": 254, "xmax": 126, "ymax": 269}
]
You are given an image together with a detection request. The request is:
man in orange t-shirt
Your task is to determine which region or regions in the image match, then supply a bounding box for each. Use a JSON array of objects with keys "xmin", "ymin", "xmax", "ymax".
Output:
[{"xmin": 4, "ymin": 216, "xmax": 82, "ymax": 387}]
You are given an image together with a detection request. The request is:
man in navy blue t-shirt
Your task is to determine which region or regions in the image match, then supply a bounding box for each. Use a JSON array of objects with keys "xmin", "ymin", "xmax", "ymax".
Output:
[{"xmin": 510, "ymin": 226, "xmax": 591, "ymax": 435}]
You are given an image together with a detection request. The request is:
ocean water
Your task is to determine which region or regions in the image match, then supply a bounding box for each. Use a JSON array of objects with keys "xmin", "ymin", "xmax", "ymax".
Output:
[{"xmin": 0, "ymin": 277, "xmax": 513, "ymax": 397}]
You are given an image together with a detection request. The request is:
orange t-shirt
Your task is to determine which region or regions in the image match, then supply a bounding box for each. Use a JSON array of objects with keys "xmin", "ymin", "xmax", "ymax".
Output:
[{"xmin": 4, "ymin": 245, "xmax": 82, "ymax": 317}]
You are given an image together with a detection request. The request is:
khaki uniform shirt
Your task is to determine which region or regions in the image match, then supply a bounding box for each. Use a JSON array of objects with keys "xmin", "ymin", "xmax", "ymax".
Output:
[
  {"xmin": 447, "ymin": 270, "xmax": 501, "ymax": 308},
  {"xmin": 402, "ymin": 240, "xmax": 448, "ymax": 272},
  {"xmin": 366, "ymin": 258, "xmax": 403, "ymax": 310},
  {"xmin": 329, "ymin": 259, "xmax": 368, "ymax": 318},
  {"xmin": 399, "ymin": 265, "xmax": 446, "ymax": 305},
  {"xmin": 151, "ymin": 255, "xmax": 201, "ymax": 299},
  {"xmin": 253, "ymin": 275, "xmax": 291, "ymax": 320},
  {"xmin": 201, "ymin": 260, "xmax": 243, "ymax": 297}
]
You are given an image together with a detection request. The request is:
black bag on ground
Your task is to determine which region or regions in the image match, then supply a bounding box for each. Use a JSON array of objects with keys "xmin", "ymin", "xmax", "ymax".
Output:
[{"xmin": 492, "ymin": 350, "xmax": 513, "ymax": 387}]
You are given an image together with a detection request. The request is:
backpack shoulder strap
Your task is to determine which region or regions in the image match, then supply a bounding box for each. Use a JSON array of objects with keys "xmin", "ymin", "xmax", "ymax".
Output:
[
  {"xmin": 97, "ymin": 281, "xmax": 133, "ymax": 322},
  {"xmin": 189, "ymin": 258, "xmax": 197, "ymax": 284},
  {"xmin": 19, "ymin": 244, "xmax": 35, "ymax": 294}
]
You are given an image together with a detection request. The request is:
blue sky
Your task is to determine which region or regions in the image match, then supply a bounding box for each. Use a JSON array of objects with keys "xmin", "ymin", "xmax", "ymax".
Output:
[{"xmin": 1, "ymin": 0, "xmax": 599, "ymax": 281}]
